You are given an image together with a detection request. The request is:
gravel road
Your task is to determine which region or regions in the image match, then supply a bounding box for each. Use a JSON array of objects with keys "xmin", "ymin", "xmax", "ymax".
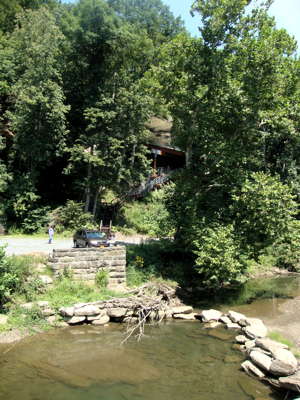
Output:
[
  {"xmin": 0, "ymin": 237, "xmax": 74, "ymax": 256},
  {"xmin": 0, "ymin": 234, "xmax": 147, "ymax": 256}
]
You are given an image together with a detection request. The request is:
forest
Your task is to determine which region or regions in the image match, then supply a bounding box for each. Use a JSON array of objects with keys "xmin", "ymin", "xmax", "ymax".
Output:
[{"xmin": 1, "ymin": 0, "xmax": 300, "ymax": 288}]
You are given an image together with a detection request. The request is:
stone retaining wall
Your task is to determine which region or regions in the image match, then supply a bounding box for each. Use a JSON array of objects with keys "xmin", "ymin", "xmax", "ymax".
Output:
[{"xmin": 49, "ymin": 246, "xmax": 126, "ymax": 287}]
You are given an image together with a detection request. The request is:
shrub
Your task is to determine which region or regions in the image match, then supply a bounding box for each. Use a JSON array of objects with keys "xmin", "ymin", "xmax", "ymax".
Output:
[
  {"xmin": 0, "ymin": 251, "xmax": 47, "ymax": 307},
  {"xmin": 50, "ymin": 200, "xmax": 95, "ymax": 232},
  {"xmin": 231, "ymin": 172, "xmax": 298, "ymax": 256},
  {"xmin": 270, "ymin": 220, "xmax": 300, "ymax": 271},
  {"xmin": 0, "ymin": 246, "xmax": 19, "ymax": 307},
  {"xmin": 21, "ymin": 206, "xmax": 50, "ymax": 233},
  {"xmin": 122, "ymin": 187, "xmax": 175, "ymax": 237},
  {"xmin": 193, "ymin": 224, "xmax": 247, "ymax": 289},
  {"xmin": 95, "ymin": 269, "xmax": 109, "ymax": 288}
]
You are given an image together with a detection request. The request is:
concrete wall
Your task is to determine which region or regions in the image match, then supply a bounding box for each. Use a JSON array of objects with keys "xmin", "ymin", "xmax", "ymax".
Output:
[{"xmin": 49, "ymin": 246, "xmax": 126, "ymax": 287}]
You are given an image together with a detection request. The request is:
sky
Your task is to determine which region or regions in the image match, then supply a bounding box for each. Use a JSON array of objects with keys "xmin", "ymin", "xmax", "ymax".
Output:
[
  {"xmin": 162, "ymin": 0, "xmax": 300, "ymax": 46},
  {"xmin": 61, "ymin": 0, "xmax": 300, "ymax": 47}
]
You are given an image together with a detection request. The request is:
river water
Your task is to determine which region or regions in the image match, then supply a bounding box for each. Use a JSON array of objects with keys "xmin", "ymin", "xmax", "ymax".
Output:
[{"xmin": 1, "ymin": 275, "xmax": 300, "ymax": 400}]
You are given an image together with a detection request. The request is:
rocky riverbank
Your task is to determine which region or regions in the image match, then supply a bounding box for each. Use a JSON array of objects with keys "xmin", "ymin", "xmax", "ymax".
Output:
[
  {"xmin": 1, "ymin": 282, "xmax": 300, "ymax": 396},
  {"xmin": 198, "ymin": 309, "xmax": 300, "ymax": 394}
]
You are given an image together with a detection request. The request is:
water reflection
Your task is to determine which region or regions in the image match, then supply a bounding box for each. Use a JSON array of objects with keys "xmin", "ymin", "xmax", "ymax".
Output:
[{"xmin": 0, "ymin": 322, "xmax": 281, "ymax": 400}]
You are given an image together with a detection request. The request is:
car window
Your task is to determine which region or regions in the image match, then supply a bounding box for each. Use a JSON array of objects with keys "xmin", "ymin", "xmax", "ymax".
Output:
[{"xmin": 86, "ymin": 232, "xmax": 107, "ymax": 239}]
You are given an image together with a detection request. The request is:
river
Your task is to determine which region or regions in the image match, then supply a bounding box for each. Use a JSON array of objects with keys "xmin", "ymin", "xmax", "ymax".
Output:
[{"xmin": 1, "ymin": 275, "xmax": 300, "ymax": 400}]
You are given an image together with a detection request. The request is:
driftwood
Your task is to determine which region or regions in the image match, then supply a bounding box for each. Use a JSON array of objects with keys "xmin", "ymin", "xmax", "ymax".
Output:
[
  {"xmin": 120, "ymin": 282, "xmax": 178, "ymax": 343},
  {"xmin": 83, "ymin": 282, "xmax": 178, "ymax": 343}
]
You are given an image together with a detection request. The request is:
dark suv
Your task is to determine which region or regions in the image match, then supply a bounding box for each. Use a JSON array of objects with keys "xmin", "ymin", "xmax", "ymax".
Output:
[{"xmin": 73, "ymin": 230, "xmax": 109, "ymax": 248}]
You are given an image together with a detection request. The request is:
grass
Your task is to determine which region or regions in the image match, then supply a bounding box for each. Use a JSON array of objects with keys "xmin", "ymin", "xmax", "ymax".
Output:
[
  {"xmin": 2, "ymin": 231, "xmax": 73, "ymax": 239},
  {"xmin": 0, "ymin": 277, "xmax": 128, "ymax": 334},
  {"xmin": 268, "ymin": 331, "xmax": 300, "ymax": 358},
  {"xmin": 268, "ymin": 331, "xmax": 294, "ymax": 348},
  {"xmin": 38, "ymin": 277, "xmax": 125, "ymax": 309}
]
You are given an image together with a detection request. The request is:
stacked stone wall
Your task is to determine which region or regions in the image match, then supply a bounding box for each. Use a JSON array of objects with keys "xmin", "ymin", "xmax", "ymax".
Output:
[{"xmin": 49, "ymin": 246, "xmax": 126, "ymax": 287}]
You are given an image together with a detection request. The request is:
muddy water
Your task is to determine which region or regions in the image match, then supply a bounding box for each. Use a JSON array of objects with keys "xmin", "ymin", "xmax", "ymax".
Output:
[
  {"xmin": 206, "ymin": 275, "xmax": 300, "ymax": 347},
  {"xmin": 0, "ymin": 322, "xmax": 280, "ymax": 400},
  {"xmin": 1, "ymin": 275, "xmax": 300, "ymax": 400}
]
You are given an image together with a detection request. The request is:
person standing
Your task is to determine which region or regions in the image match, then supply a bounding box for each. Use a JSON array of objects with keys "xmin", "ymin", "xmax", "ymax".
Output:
[{"xmin": 48, "ymin": 226, "xmax": 54, "ymax": 244}]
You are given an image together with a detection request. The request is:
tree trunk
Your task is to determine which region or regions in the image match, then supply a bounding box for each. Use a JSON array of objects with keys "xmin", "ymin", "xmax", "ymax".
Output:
[
  {"xmin": 84, "ymin": 146, "xmax": 94, "ymax": 212},
  {"xmin": 92, "ymin": 186, "xmax": 102, "ymax": 217}
]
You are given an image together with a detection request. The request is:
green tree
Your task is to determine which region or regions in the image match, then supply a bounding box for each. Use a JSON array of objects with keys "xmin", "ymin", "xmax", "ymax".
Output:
[
  {"xmin": 107, "ymin": 0, "xmax": 186, "ymax": 44},
  {"xmin": 61, "ymin": 0, "xmax": 157, "ymax": 211},
  {"xmin": 8, "ymin": 7, "xmax": 69, "ymax": 178},
  {"xmin": 231, "ymin": 172, "xmax": 298, "ymax": 255},
  {"xmin": 146, "ymin": 0, "xmax": 300, "ymax": 283},
  {"xmin": 0, "ymin": 0, "xmax": 59, "ymax": 33}
]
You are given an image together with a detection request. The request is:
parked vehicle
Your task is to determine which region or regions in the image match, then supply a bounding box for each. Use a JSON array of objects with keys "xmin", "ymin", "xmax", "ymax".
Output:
[{"xmin": 73, "ymin": 230, "xmax": 109, "ymax": 248}]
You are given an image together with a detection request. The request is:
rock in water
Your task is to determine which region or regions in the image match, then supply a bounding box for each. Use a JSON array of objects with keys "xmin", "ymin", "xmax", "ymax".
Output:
[
  {"xmin": 244, "ymin": 319, "xmax": 267, "ymax": 339},
  {"xmin": 241, "ymin": 360, "xmax": 265, "ymax": 379},
  {"xmin": 173, "ymin": 313, "xmax": 196, "ymax": 320},
  {"xmin": 270, "ymin": 349, "xmax": 298, "ymax": 377},
  {"xmin": 201, "ymin": 309, "xmax": 222, "ymax": 322},
  {"xmin": 74, "ymin": 305, "xmax": 101, "ymax": 316},
  {"xmin": 91, "ymin": 315, "xmax": 110, "ymax": 325},
  {"xmin": 255, "ymin": 338, "xmax": 288, "ymax": 354},
  {"xmin": 107, "ymin": 308, "xmax": 128, "ymax": 318},
  {"xmin": 249, "ymin": 350, "xmax": 272, "ymax": 372},
  {"xmin": 59, "ymin": 306, "xmax": 75, "ymax": 317},
  {"xmin": 228, "ymin": 310, "xmax": 246, "ymax": 323},
  {"xmin": 171, "ymin": 306, "xmax": 193, "ymax": 315},
  {"xmin": 279, "ymin": 370, "xmax": 300, "ymax": 392},
  {"xmin": 67, "ymin": 316, "xmax": 86, "ymax": 325}
]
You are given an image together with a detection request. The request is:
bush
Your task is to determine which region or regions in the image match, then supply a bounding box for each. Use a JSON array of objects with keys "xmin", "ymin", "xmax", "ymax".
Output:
[
  {"xmin": 231, "ymin": 172, "xmax": 298, "ymax": 256},
  {"xmin": 95, "ymin": 269, "xmax": 108, "ymax": 288},
  {"xmin": 126, "ymin": 240, "xmax": 193, "ymax": 286},
  {"xmin": 193, "ymin": 224, "xmax": 247, "ymax": 289},
  {"xmin": 270, "ymin": 220, "xmax": 300, "ymax": 271},
  {"xmin": 121, "ymin": 187, "xmax": 175, "ymax": 237},
  {"xmin": 21, "ymin": 206, "xmax": 50, "ymax": 233},
  {"xmin": 50, "ymin": 200, "xmax": 95, "ymax": 232},
  {"xmin": 0, "ymin": 251, "xmax": 47, "ymax": 307},
  {"xmin": 0, "ymin": 246, "xmax": 19, "ymax": 307}
]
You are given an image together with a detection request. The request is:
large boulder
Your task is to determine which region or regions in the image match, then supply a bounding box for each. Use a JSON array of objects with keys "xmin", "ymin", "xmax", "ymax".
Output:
[
  {"xmin": 67, "ymin": 316, "xmax": 86, "ymax": 325},
  {"xmin": 171, "ymin": 306, "xmax": 193, "ymax": 315},
  {"xmin": 270, "ymin": 349, "xmax": 298, "ymax": 377},
  {"xmin": 241, "ymin": 360, "xmax": 265, "ymax": 379},
  {"xmin": 59, "ymin": 306, "xmax": 74, "ymax": 317},
  {"xmin": 74, "ymin": 305, "xmax": 101, "ymax": 316},
  {"xmin": 91, "ymin": 315, "xmax": 110, "ymax": 325},
  {"xmin": 279, "ymin": 370, "xmax": 300, "ymax": 392},
  {"xmin": 244, "ymin": 318, "xmax": 267, "ymax": 339},
  {"xmin": 255, "ymin": 338, "xmax": 288, "ymax": 354},
  {"xmin": 235, "ymin": 335, "xmax": 248, "ymax": 344},
  {"xmin": 41, "ymin": 308, "xmax": 55, "ymax": 317},
  {"xmin": 249, "ymin": 350, "xmax": 272, "ymax": 372},
  {"xmin": 228, "ymin": 310, "xmax": 246, "ymax": 323},
  {"xmin": 226, "ymin": 322, "xmax": 240, "ymax": 330},
  {"xmin": 107, "ymin": 308, "xmax": 128, "ymax": 318},
  {"xmin": 220, "ymin": 316, "xmax": 231, "ymax": 324},
  {"xmin": 200, "ymin": 309, "xmax": 222, "ymax": 322},
  {"xmin": 173, "ymin": 313, "xmax": 196, "ymax": 320}
]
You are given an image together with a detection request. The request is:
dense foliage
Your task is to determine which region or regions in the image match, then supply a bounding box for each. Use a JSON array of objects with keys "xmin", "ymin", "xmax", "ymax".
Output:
[
  {"xmin": 1, "ymin": 0, "xmax": 300, "ymax": 289},
  {"xmin": 0, "ymin": 0, "xmax": 185, "ymax": 228},
  {"xmin": 145, "ymin": 0, "xmax": 300, "ymax": 286}
]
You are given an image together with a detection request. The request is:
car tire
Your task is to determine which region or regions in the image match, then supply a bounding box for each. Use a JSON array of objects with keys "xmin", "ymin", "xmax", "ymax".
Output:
[
  {"xmin": 85, "ymin": 242, "xmax": 90, "ymax": 248},
  {"xmin": 74, "ymin": 240, "xmax": 79, "ymax": 248}
]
